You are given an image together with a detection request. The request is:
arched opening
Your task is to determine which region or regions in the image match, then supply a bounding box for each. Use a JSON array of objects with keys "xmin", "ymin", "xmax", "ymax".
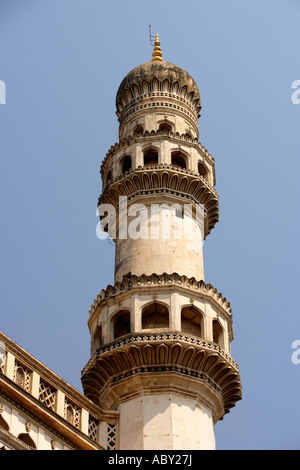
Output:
[
  {"xmin": 93, "ymin": 326, "xmax": 102, "ymax": 350},
  {"xmin": 142, "ymin": 302, "xmax": 169, "ymax": 329},
  {"xmin": 112, "ymin": 310, "xmax": 131, "ymax": 340},
  {"xmin": 212, "ymin": 319, "xmax": 224, "ymax": 349},
  {"xmin": 171, "ymin": 151, "xmax": 187, "ymax": 169},
  {"xmin": 198, "ymin": 161, "xmax": 208, "ymax": 181},
  {"xmin": 143, "ymin": 148, "xmax": 159, "ymax": 166},
  {"xmin": 133, "ymin": 124, "xmax": 144, "ymax": 135},
  {"xmin": 106, "ymin": 170, "xmax": 112, "ymax": 185},
  {"xmin": 181, "ymin": 306, "xmax": 204, "ymax": 338},
  {"xmin": 18, "ymin": 433, "xmax": 36, "ymax": 449},
  {"xmin": 159, "ymin": 122, "xmax": 172, "ymax": 133},
  {"xmin": 121, "ymin": 155, "xmax": 132, "ymax": 173}
]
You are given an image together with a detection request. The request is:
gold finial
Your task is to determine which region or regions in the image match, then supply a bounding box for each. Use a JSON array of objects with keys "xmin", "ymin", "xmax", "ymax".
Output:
[{"xmin": 152, "ymin": 33, "xmax": 163, "ymax": 62}]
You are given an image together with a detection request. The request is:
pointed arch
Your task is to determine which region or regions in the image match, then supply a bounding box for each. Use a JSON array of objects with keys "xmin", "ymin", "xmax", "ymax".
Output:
[
  {"xmin": 142, "ymin": 80, "xmax": 149, "ymax": 94},
  {"xmin": 171, "ymin": 150, "xmax": 188, "ymax": 170},
  {"xmin": 152, "ymin": 78, "xmax": 159, "ymax": 92},
  {"xmin": 143, "ymin": 147, "xmax": 159, "ymax": 166},
  {"xmin": 141, "ymin": 301, "xmax": 169, "ymax": 330},
  {"xmin": 198, "ymin": 161, "xmax": 209, "ymax": 181},
  {"xmin": 133, "ymin": 124, "xmax": 144, "ymax": 135},
  {"xmin": 93, "ymin": 325, "xmax": 102, "ymax": 351},
  {"xmin": 181, "ymin": 305, "xmax": 205, "ymax": 338},
  {"xmin": 131, "ymin": 83, "xmax": 139, "ymax": 97},
  {"xmin": 120, "ymin": 155, "xmax": 132, "ymax": 174},
  {"xmin": 181, "ymin": 85, "xmax": 187, "ymax": 97},
  {"xmin": 162, "ymin": 79, "xmax": 170, "ymax": 92},
  {"xmin": 212, "ymin": 319, "xmax": 225, "ymax": 349},
  {"xmin": 124, "ymin": 88, "xmax": 132, "ymax": 103},
  {"xmin": 111, "ymin": 309, "xmax": 131, "ymax": 340},
  {"xmin": 172, "ymin": 81, "xmax": 179, "ymax": 94},
  {"xmin": 158, "ymin": 121, "xmax": 173, "ymax": 133}
]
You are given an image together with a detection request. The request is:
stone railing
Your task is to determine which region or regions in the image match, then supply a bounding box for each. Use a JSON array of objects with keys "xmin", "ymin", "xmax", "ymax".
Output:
[{"xmin": 0, "ymin": 331, "xmax": 119, "ymax": 449}]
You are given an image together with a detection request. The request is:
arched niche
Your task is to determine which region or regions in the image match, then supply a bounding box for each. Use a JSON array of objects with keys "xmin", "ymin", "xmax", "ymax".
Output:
[
  {"xmin": 159, "ymin": 121, "xmax": 172, "ymax": 133},
  {"xmin": 120, "ymin": 155, "xmax": 132, "ymax": 174},
  {"xmin": 171, "ymin": 150, "xmax": 188, "ymax": 170},
  {"xmin": 112, "ymin": 310, "xmax": 131, "ymax": 340},
  {"xmin": 181, "ymin": 305, "xmax": 204, "ymax": 338},
  {"xmin": 133, "ymin": 124, "xmax": 144, "ymax": 135},
  {"xmin": 212, "ymin": 319, "xmax": 225, "ymax": 349},
  {"xmin": 141, "ymin": 302, "xmax": 169, "ymax": 330},
  {"xmin": 93, "ymin": 325, "xmax": 102, "ymax": 350},
  {"xmin": 143, "ymin": 148, "xmax": 159, "ymax": 166},
  {"xmin": 198, "ymin": 161, "xmax": 208, "ymax": 181},
  {"xmin": 106, "ymin": 170, "xmax": 112, "ymax": 186}
]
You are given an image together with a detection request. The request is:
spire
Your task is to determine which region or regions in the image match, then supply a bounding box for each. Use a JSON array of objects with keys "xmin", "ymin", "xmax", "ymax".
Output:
[{"xmin": 152, "ymin": 33, "xmax": 163, "ymax": 62}]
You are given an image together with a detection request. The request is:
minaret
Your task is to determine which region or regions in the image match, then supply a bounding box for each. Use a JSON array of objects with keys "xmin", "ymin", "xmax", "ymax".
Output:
[{"xmin": 81, "ymin": 36, "xmax": 242, "ymax": 450}]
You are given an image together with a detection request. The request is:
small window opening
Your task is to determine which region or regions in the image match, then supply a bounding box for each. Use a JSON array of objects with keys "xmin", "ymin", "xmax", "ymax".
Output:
[
  {"xmin": 113, "ymin": 310, "xmax": 131, "ymax": 340},
  {"xmin": 144, "ymin": 148, "xmax": 159, "ymax": 166},
  {"xmin": 181, "ymin": 306, "xmax": 203, "ymax": 337},
  {"xmin": 159, "ymin": 122, "xmax": 172, "ymax": 133},
  {"xmin": 142, "ymin": 302, "xmax": 169, "ymax": 329},
  {"xmin": 171, "ymin": 151, "xmax": 187, "ymax": 169},
  {"xmin": 121, "ymin": 156, "xmax": 132, "ymax": 173}
]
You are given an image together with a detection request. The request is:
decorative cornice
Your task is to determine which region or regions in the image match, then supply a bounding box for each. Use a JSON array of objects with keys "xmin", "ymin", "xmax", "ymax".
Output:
[
  {"xmin": 89, "ymin": 272, "xmax": 231, "ymax": 317},
  {"xmin": 81, "ymin": 332, "xmax": 242, "ymax": 417},
  {"xmin": 84, "ymin": 331, "xmax": 239, "ymax": 372},
  {"xmin": 102, "ymin": 163, "xmax": 217, "ymax": 195},
  {"xmin": 120, "ymin": 97, "xmax": 198, "ymax": 128},
  {"xmin": 98, "ymin": 167, "xmax": 219, "ymax": 236}
]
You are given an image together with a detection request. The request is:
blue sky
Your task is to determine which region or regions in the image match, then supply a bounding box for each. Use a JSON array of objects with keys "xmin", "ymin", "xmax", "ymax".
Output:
[{"xmin": 0, "ymin": 0, "xmax": 300, "ymax": 450}]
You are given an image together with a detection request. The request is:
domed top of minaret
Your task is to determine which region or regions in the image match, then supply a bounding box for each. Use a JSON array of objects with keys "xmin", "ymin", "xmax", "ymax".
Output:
[{"xmin": 116, "ymin": 34, "xmax": 202, "ymax": 124}]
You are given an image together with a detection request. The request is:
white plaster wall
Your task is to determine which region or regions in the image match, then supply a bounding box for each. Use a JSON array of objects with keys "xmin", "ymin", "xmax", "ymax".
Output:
[
  {"xmin": 115, "ymin": 205, "xmax": 204, "ymax": 282},
  {"xmin": 118, "ymin": 393, "xmax": 215, "ymax": 450}
]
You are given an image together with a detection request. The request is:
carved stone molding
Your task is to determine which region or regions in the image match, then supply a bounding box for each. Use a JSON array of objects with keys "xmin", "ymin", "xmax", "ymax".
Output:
[
  {"xmin": 81, "ymin": 332, "xmax": 242, "ymax": 419},
  {"xmin": 89, "ymin": 272, "xmax": 232, "ymax": 317},
  {"xmin": 98, "ymin": 167, "xmax": 219, "ymax": 236}
]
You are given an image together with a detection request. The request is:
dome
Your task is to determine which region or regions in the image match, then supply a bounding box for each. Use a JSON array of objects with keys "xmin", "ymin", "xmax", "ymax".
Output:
[{"xmin": 116, "ymin": 60, "xmax": 202, "ymax": 120}]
